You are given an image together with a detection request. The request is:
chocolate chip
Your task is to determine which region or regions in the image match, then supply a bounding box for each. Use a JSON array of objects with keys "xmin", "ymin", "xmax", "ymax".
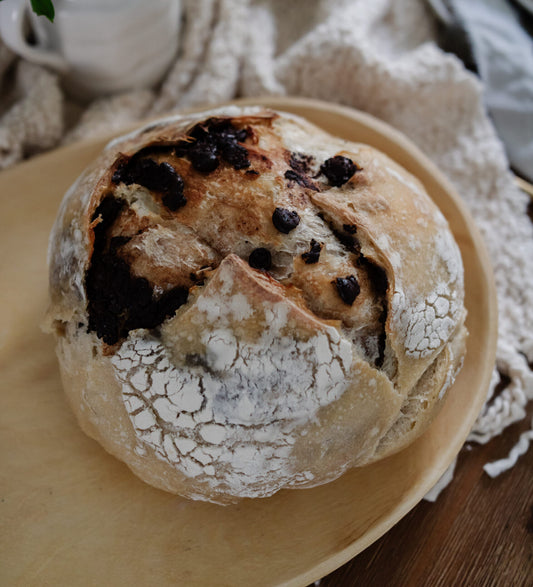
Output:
[
  {"xmin": 112, "ymin": 164, "xmax": 128, "ymax": 185},
  {"xmin": 301, "ymin": 239, "xmax": 322, "ymax": 264},
  {"xmin": 162, "ymin": 190, "xmax": 187, "ymax": 212},
  {"xmin": 272, "ymin": 207, "xmax": 300, "ymax": 233},
  {"xmin": 112, "ymin": 159, "xmax": 161, "ymax": 190},
  {"xmin": 221, "ymin": 142, "xmax": 250, "ymax": 170},
  {"xmin": 343, "ymin": 224, "xmax": 357, "ymax": 234},
  {"xmin": 321, "ymin": 156, "xmax": 358, "ymax": 187},
  {"xmin": 214, "ymin": 124, "xmax": 250, "ymax": 169},
  {"xmin": 248, "ymin": 247, "xmax": 272, "ymax": 270},
  {"xmin": 135, "ymin": 159, "xmax": 168, "ymax": 191},
  {"xmin": 153, "ymin": 161, "xmax": 181, "ymax": 190},
  {"xmin": 146, "ymin": 162, "xmax": 186, "ymax": 211},
  {"xmin": 235, "ymin": 128, "xmax": 248, "ymax": 142},
  {"xmin": 185, "ymin": 118, "xmax": 250, "ymax": 171},
  {"xmin": 334, "ymin": 275, "xmax": 360, "ymax": 305},
  {"xmin": 189, "ymin": 142, "xmax": 220, "ymax": 173},
  {"xmin": 111, "ymin": 158, "xmax": 186, "ymax": 211}
]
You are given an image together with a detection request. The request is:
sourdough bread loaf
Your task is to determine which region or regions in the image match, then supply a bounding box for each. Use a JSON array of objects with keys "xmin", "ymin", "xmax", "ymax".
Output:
[{"xmin": 45, "ymin": 107, "xmax": 467, "ymax": 504}]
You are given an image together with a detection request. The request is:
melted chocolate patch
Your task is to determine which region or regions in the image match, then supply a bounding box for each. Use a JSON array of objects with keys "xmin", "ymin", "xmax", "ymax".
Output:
[
  {"xmin": 86, "ymin": 195, "xmax": 188, "ymax": 345},
  {"xmin": 289, "ymin": 152, "xmax": 315, "ymax": 175},
  {"xmin": 284, "ymin": 169, "xmax": 319, "ymax": 191}
]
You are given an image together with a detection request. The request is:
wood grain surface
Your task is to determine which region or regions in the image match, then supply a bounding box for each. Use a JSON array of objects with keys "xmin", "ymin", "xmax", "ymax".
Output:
[
  {"xmin": 0, "ymin": 98, "xmax": 500, "ymax": 586},
  {"xmin": 318, "ymin": 402, "xmax": 533, "ymax": 587}
]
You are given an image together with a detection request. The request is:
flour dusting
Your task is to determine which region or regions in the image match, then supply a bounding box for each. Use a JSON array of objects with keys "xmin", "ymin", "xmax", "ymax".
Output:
[{"xmin": 111, "ymin": 267, "xmax": 354, "ymax": 497}]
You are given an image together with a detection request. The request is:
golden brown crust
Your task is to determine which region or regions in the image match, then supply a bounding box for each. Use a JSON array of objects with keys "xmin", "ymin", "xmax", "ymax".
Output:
[{"xmin": 45, "ymin": 106, "xmax": 467, "ymax": 504}]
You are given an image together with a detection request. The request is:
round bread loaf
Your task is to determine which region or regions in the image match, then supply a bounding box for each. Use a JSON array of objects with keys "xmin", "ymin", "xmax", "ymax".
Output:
[{"xmin": 45, "ymin": 107, "xmax": 467, "ymax": 504}]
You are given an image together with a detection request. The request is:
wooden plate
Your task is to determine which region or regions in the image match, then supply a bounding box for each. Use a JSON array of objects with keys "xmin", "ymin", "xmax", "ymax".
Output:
[{"xmin": 0, "ymin": 97, "xmax": 497, "ymax": 586}]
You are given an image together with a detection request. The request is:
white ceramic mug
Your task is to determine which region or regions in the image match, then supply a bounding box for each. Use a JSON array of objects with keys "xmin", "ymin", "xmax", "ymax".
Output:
[{"xmin": 0, "ymin": 0, "xmax": 181, "ymax": 100}]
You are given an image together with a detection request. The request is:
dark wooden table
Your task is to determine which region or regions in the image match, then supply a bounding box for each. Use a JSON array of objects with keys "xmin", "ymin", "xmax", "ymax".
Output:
[{"xmin": 316, "ymin": 358, "xmax": 533, "ymax": 585}]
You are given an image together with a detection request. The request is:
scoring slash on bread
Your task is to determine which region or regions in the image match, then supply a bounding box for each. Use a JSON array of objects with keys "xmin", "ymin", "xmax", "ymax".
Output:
[{"xmin": 44, "ymin": 107, "xmax": 467, "ymax": 504}]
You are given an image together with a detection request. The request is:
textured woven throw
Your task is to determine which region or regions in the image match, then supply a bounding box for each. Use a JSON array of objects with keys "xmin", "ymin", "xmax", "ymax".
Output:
[{"xmin": 1, "ymin": 0, "xmax": 531, "ymax": 497}]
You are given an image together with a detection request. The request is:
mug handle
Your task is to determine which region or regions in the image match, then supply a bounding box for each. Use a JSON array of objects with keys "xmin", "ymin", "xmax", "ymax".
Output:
[{"xmin": 0, "ymin": 0, "xmax": 69, "ymax": 72}]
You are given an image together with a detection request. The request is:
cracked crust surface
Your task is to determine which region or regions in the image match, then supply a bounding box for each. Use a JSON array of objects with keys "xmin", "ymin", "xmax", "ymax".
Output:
[{"xmin": 45, "ymin": 107, "xmax": 467, "ymax": 504}]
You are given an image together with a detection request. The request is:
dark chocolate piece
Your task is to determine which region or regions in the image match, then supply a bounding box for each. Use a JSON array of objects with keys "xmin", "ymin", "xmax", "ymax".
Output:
[
  {"xmin": 188, "ymin": 142, "xmax": 220, "ymax": 173},
  {"xmin": 248, "ymin": 247, "xmax": 272, "ymax": 270},
  {"xmin": 162, "ymin": 190, "xmax": 187, "ymax": 212},
  {"xmin": 320, "ymin": 155, "xmax": 358, "ymax": 187},
  {"xmin": 235, "ymin": 128, "xmax": 249, "ymax": 142},
  {"xmin": 301, "ymin": 239, "xmax": 322, "ymax": 264},
  {"xmin": 185, "ymin": 118, "xmax": 250, "ymax": 171},
  {"xmin": 272, "ymin": 207, "xmax": 300, "ymax": 234},
  {"xmin": 334, "ymin": 275, "xmax": 360, "ymax": 305},
  {"xmin": 112, "ymin": 158, "xmax": 186, "ymax": 210},
  {"xmin": 221, "ymin": 142, "xmax": 250, "ymax": 170}
]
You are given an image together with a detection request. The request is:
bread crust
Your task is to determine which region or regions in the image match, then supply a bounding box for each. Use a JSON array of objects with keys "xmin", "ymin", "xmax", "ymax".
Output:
[{"xmin": 45, "ymin": 107, "xmax": 467, "ymax": 504}]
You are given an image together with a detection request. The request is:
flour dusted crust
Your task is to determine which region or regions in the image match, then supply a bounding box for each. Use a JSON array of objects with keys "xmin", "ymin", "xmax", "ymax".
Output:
[{"xmin": 45, "ymin": 107, "xmax": 467, "ymax": 504}]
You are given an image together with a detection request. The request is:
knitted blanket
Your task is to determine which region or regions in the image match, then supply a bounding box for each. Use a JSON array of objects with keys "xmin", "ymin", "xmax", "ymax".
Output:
[{"xmin": 1, "ymin": 0, "xmax": 531, "ymax": 496}]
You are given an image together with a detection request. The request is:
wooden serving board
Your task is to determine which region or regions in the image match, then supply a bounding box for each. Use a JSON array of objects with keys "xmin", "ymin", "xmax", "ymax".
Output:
[{"xmin": 0, "ymin": 97, "xmax": 497, "ymax": 586}]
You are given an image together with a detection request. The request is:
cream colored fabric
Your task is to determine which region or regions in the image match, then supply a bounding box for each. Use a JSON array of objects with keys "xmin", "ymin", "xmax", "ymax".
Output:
[{"xmin": 1, "ymin": 0, "xmax": 531, "ymax": 489}]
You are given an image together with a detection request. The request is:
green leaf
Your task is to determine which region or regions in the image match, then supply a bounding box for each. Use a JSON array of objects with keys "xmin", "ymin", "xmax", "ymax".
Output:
[{"xmin": 30, "ymin": 0, "xmax": 55, "ymax": 22}]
